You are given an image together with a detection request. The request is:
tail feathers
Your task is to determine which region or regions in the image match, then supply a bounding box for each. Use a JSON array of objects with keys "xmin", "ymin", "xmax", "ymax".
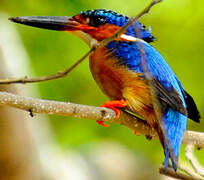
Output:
[
  {"xmin": 162, "ymin": 108, "xmax": 187, "ymax": 171},
  {"xmin": 164, "ymin": 141, "xmax": 178, "ymax": 170},
  {"xmin": 164, "ymin": 143, "xmax": 169, "ymax": 168}
]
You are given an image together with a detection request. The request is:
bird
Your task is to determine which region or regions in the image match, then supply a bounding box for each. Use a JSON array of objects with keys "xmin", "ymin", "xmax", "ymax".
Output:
[{"xmin": 9, "ymin": 9, "xmax": 200, "ymax": 171}]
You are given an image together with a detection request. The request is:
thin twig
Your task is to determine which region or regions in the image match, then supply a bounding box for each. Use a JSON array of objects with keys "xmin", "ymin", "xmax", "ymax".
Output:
[
  {"xmin": 0, "ymin": 91, "xmax": 202, "ymax": 148},
  {"xmin": 186, "ymin": 144, "xmax": 204, "ymax": 177},
  {"xmin": 178, "ymin": 164, "xmax": 203, "ymax": 180},
  {"xmin": 0, "ymin": 48, "xmax": 95, "ymax": 84},
  {"xmin": 138, "ymin": 37, "xmax": 177, "ymax": 165},
  {"xmin": 138, "ymin": 41, "xmax": 163, "ymax": 129},
  {"xmin": 159, "ymin": 166, "xmax": 200, "ymax": 180},
  {"xmin": 137, "ymin": 39, "xmax": 203, "ymax": 178},
  {"xmin": 0, "ymin": 0, "xmax": 162, "ymax": 85}
]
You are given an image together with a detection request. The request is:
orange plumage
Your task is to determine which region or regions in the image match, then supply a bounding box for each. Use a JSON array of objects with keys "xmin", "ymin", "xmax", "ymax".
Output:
[{"xmin": 90, "ymin": 46, "xmax": 156, "ymax": 127}]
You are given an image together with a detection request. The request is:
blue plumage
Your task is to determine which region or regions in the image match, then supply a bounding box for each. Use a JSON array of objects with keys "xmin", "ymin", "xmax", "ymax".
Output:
[
  {"xmin": 81, "ymin": 9, "xmax": 155, "ymax": 42},
  {"xmin": 10, "ymin": 8, "xmax": 200, "ymax": 172},
  {"xmin": 163, "ymin": 110, "xmax": 187, "ymax": 170},
  {"xmin": 81, "ymin": 9, "xmax": 199, "ymax": 171},
  {"xmin": 107, "ymin": 41, "xmax": 180, "ymax": 91},
  {"xmin": 107, "ymin": 40, "xmax": 187, "ymax": 170}
]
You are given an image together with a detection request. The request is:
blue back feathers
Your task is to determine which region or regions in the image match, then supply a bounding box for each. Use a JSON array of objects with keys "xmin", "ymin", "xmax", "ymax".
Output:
[
  {"xmin": 81, "ymin": 9, "xmax": 155, "ymax": 43},
  {"xmin": 81, "ymin": 9, "xmax": 197, "ymax": 171},
  {"xmin": 107, "ymin": 40, "xmax": 187, "ymax": 170},
  {"xmin": 107, "ymin": 41, "xmax": 180, "ymax": 91}
]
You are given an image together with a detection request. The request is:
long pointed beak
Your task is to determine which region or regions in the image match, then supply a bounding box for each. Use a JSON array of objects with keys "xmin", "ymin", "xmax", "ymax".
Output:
[{"xmin": 9, "ymin": 16, "xmax": 81, "ymax": 31}]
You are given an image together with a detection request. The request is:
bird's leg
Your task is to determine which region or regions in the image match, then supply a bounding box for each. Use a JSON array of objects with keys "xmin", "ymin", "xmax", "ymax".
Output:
[
  {"xmin": 96, "ymin": 99, "xmax": 127, "ymax": 127},
  {"xmin": 100, "ymin": 99, "xmax": 127, "ymax": 118}
]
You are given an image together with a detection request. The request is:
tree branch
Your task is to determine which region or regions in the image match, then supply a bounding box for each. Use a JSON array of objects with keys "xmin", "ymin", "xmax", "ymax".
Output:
[
  {"xmin": 185, "ymin": 144, "xmax": 204, "ymax": 177},
  {"xmin": 1, "ymin": 1, "xmax": 203, "ymax": 179},
  {"xmin": 0, "ymin": 91, "xmax": 203, "ymax": 148},
  {"xmin": 0, "ymin": 0, "xmax": 162, "ymax": 85},
  {"xmin": 178, "ymin": 164, "xmax": 204, "ymax": 180},
  {"xmin": 159, "ymin": 166, "xmax": 201, "ymax": 180}
]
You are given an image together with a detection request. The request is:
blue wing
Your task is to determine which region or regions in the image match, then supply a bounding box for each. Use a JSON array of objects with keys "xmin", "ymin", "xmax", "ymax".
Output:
[
  {"xmin": 107, "ymin": 40, "xmax": 188, "ymax": 170},
  {"xmin": 140, "ymin": 41, "xmax": 188, "ymax": 170}
]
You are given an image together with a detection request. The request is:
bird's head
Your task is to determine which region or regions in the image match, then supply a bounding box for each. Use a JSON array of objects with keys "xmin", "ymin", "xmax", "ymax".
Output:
[{"xmin": 10, "ymin": 9, "xmax": 155, "ymax": 47}]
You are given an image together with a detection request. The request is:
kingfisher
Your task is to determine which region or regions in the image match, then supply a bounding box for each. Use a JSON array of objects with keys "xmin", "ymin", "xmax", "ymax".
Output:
[{"xmin": 10, "ymin": 9, "xmax": 200, "ymax": 171}]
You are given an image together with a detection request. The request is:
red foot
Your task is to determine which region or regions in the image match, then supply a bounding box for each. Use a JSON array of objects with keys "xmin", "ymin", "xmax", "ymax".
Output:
[
  {"xmin": 134, "ymin": 130, "xmax": 138, "ymax": 135},
  {"xmin": 100, "ymin": 99, "xmax": 127, "ymax": 119},
  {"xmin": 96, "ymin": 120, "xmax": 109, "ymax": 127},
  {"xmin": 96, "ymin": 99, "xmax": 127, "ymax": 127}
]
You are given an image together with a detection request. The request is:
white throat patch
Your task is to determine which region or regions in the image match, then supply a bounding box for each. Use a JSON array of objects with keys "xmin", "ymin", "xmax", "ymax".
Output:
[
  {"xmin": 120, "ymin": 34, "xmax": 148, "ymax": 44},
  {"xmin": 120, "ymin": 34, "xmax": 137, "ymax": 41}
]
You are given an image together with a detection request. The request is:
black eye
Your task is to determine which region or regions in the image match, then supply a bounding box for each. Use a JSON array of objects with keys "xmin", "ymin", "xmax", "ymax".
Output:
[{"xmin": 89, "ymin": 17, "xmax": 107, "ymax": 27}]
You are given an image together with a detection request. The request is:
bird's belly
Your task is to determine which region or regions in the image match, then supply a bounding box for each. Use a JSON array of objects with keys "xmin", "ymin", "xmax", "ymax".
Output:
[
  {"xmin": 90, "ymin": 47, "xmax": 156, "ymax": 125},
  {"xmin": 95, "ymin": 74, "xmax": 123, "ymax": 99},
  {"xmin": 89, "ymin": 52, "xmax": 123, "ymax": 99}
]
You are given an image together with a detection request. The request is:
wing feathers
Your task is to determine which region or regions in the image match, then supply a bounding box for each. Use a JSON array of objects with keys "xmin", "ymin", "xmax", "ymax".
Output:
[{"xmin": 152, "ymin": 79, "xmax": 187, "ymax": 116}]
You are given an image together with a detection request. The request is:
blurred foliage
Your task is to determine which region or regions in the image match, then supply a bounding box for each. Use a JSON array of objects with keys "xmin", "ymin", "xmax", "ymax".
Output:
[{"xmin": 0, "ymin": 0, "xmax": 203, "ymax": 168}]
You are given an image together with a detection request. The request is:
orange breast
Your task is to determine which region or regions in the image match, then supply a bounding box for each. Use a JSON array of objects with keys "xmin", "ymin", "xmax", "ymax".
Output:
[
  {"xmin": 89, "ymin": 46, "xmax": 156, "ymax": 125},
  {"xmin": 90, "ymin": 47, "xmax": 123, "ymax": 99}
]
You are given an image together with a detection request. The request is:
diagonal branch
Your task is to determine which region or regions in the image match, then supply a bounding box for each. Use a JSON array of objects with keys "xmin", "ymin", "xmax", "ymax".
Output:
[
  {"xmin": 0, "ymin": 91, "xmax": 203, "ymax": 148},
  {"xmin": 0, "ymin": 48, "xmax": 94, "ymax": 84},
  {"xmin": 0, "ymin": 0, "xmax": 162, "ymax": 85}
]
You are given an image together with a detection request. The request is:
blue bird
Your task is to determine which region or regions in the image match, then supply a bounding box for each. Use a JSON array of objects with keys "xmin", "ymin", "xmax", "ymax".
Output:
[{"xmin": 9, "ymin": 9, "xmax": 200, "ymax": 171}]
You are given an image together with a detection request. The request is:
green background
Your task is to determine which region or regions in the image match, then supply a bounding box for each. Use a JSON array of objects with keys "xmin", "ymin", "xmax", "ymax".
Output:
[{"xmin": 0, "ymin": 0, "xmax": 203, "ymax": 169}]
